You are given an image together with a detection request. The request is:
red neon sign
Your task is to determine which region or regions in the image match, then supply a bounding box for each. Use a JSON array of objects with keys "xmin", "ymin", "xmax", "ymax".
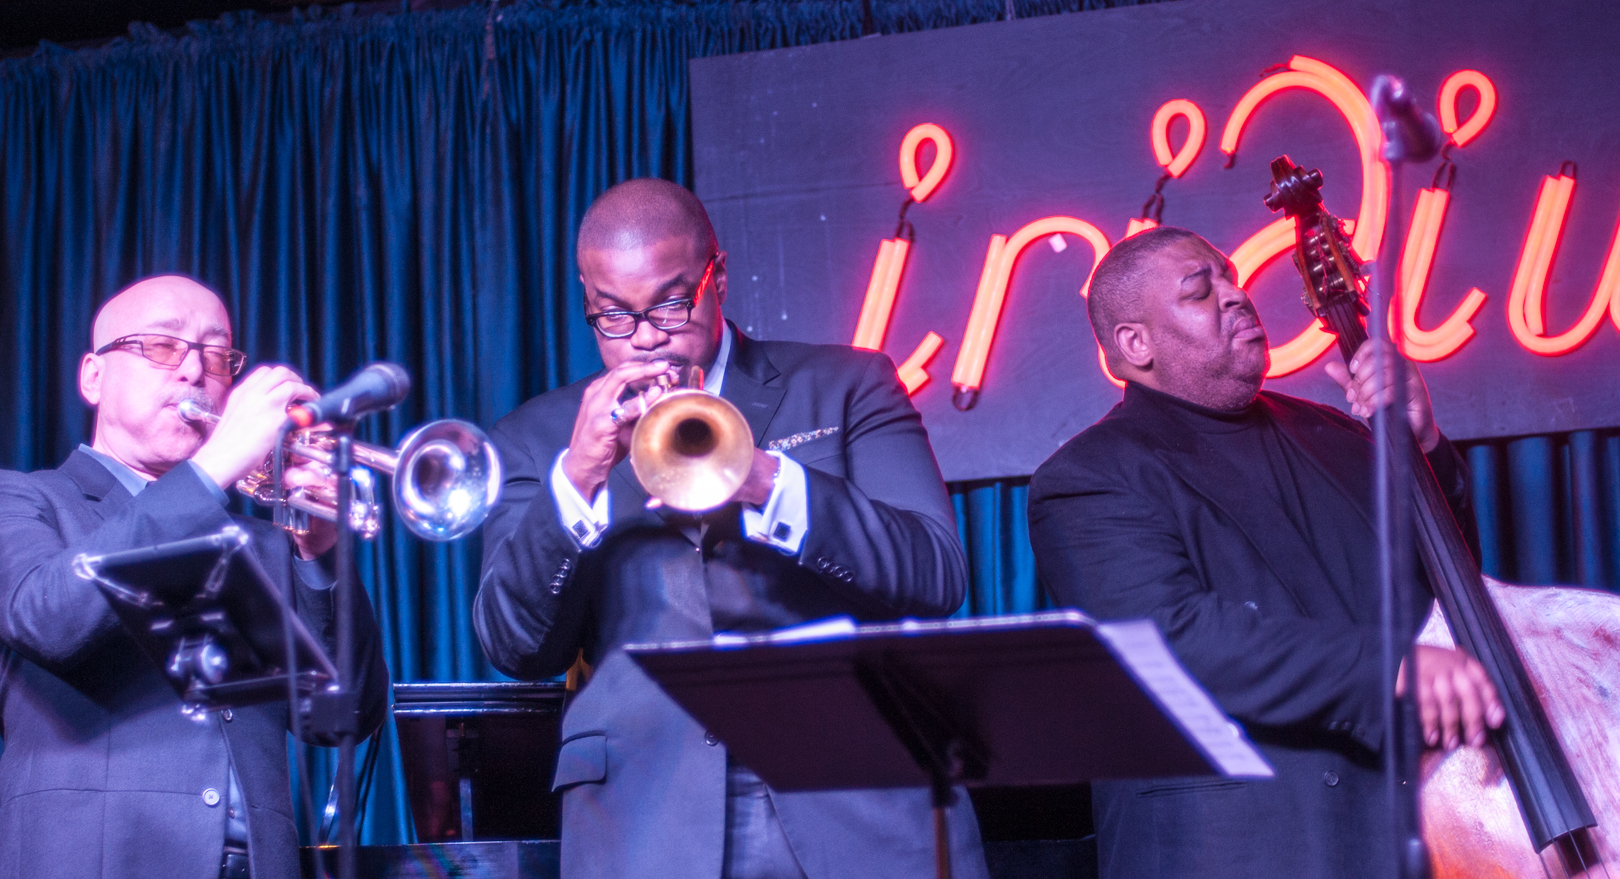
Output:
[
  {"xmin": 851, "ymin": 123, "xmax": 955, "ymax": 391},
  {"xmin": 1151, "ymin": 99, "xmax": 1205, "ymax": 179},
  {"xmin": 900, "ymin": 123, "xmax": 953, "ymax": 201},
  {"xmin": 848, "ymin": 64, "xmax": 1617, "ymax": 401},
  {"xmin": 852, "ymin": 238, "xmax": 910, "ymax": 351},
  {"xmin": 1396, "ymin": 187, "xmax": 1487, "ymax": 362},
  {"xmin": 897, "ymin": 331, "xmax": 945, "ymax": 393},
  {"xmin": 1220, "ymin": 56, "xmax": 1389, "ymax": 377},
  {"xmin": 1506, "ymin": 171, "xmax": 1620, "ymax": 356},
  {"xmin": 950, "ymin": 217, "xmax": 1113, "ymax": 404},
  {"xmin": 1124, "ymin": 218, "xmax": 1158, "ymax": 238},
  {"xmin": 1386, "ymin": 68, "xmax": 1499, "ymax": 361},
  {"xmin": 1440, "ymin": 70, "xmax": 1496, "ymax": 148}
]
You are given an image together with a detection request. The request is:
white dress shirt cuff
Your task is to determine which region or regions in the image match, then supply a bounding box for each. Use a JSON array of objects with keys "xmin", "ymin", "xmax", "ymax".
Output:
[
  {"xmin": 742, "ymin": 451, "xmax": 808, "ymax": 555},
  {"xmin": 550, "ymin": 449, "xmax": 611, "ymax": 548}
]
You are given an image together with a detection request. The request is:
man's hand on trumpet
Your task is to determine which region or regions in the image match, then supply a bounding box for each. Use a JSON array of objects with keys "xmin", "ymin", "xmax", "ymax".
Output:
[
  {"xmin": 730, "ymin": 448, "xmax": 779, "ymax": 508},
  {"xmin": 562, "ymin": 358, "xmax": 779, "ymax": 509},
  {"xmin": 191, "ymin": 365, "xmax": 317, "ymax": 488},
  {"xmin": 190, "ymin": 365, "xmax": 334, "ymax": 558},
  {"xmin": 562, "ymin": 359, "xmax": 679, "ymax": 502},
  {"xmin": 284, "ymin": 453, "xmax": 340, "ymax": 559}
]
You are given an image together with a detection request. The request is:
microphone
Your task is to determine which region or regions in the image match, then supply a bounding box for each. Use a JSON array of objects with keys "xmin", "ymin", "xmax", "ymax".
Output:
[
  {"xmin": 288, "ymin": 362, "xmax": 412, "ymax": 428},
  {"xmin": 1371, "ymin": 75, "xmax": 1443, "ymax": 162}
]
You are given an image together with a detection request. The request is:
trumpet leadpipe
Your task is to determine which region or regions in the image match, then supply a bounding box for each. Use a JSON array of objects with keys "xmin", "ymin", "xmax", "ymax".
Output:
[{"xmin": 178, "ymin": 393, "xmax": 501, "ymax": 541}]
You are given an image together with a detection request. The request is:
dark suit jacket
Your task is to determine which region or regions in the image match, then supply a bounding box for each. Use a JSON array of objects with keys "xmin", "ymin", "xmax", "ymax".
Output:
[
  {"xmin": 475, "ymin": 327, "xmax": 988, "ymax": 879},
  {"xmin": 1028, "ymin": 384, "xmax": 1474, "ymax": 879},
  {"xmin": 0, "ymin": 451, "xmax": 390, "ymax": 879}
]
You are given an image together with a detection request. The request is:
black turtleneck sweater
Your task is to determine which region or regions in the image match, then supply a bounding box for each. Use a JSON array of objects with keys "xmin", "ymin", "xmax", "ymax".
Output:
[{"xmin": 1134, "ymin": 382, "xmax": 1380, "ymax": 620}]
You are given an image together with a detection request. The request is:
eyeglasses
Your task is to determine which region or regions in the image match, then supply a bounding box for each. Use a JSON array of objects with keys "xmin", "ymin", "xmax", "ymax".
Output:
[
  {"xmin": 94, "ymin": 333, "xmax": 247, "ymax": 377},
  {"xmin": 585, "ymin": 254, "xmax": 719, "ymax": 339}
]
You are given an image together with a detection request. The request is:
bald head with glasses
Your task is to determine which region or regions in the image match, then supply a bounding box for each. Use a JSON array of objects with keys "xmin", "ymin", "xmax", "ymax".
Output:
[
  {"xmin": 577, "ymin": 178, "xmax": 726, "ymax": 377},
  {"xmin": 561, "ymin": 178, "xmax": 777, "ymax": 508},
  {"xmin": 78, "ymin": 274, "xmax": 336, "ymax": 558}
]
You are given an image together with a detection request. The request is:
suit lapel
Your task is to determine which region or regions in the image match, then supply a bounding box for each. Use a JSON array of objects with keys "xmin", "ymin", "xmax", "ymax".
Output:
[
  {"xmin": 720, "ymin": 325, "xmax": 786, "ymax": 448},
  {"xmin": 61, "ymin": 449, "xmax": 135, "ymax": 523}
]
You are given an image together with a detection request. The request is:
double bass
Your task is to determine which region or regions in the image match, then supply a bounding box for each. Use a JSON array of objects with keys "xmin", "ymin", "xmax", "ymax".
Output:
[{"xmin": 1264, "ymin": 156, "xmax": 1620, "ymax": 879}]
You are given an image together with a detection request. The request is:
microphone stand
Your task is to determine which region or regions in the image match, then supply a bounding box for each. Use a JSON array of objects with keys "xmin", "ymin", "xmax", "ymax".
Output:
[
  {"xmin": 308, "ymin": 427, "xmax": 361, "ymax": 879},
  {"xmin": 1370, "ymin": 75, "xmax": 1437, "ymax": 879}
]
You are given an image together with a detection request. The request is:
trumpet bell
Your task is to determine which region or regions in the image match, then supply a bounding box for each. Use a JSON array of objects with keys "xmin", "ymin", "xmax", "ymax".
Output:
[
  {"xmin": 393, "ymin": 419, "xmax": 504, "ymax": 541},
  {"xmin": 630, "ymin": 390, "xmax": 753, "ymax": 513}
]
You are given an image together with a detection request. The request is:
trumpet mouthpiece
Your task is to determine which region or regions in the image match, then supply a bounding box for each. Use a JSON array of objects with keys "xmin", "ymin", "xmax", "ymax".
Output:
[{"xmin": 176, "ymin": 399, "xmax": 214, "ymax": 423}]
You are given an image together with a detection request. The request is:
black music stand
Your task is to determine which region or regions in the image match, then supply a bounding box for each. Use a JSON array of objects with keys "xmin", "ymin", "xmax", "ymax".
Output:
[
  {"xmin": 628, "ymin": 611, "xmax": 1272, "ymax": 879},
  {"xmin": 73, "ymin": 525, "xmax": 337, "ymax": 716}
]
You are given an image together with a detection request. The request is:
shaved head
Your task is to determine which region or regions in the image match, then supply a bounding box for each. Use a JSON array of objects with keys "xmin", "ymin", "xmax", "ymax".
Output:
[
  {"xmin": 1087, "ymin": 226, "xmax": 1205, "ymax": 370},
  {"xmin": 92, "ymin": 275, "xmax": 230, "ymax": 350},
  {"xmin": 1086, "ymin": 226, "xmax": 1269, "ymax": 410},
  {"xmin": 577, "ymin": 178, "xmax": 718, "ymax": 264},
  {"xmin": 81, "ymin": 274, "xmax": 235, "ymax": 478},
  {"xmin": 575, "ymin": 179, "xmax": 728, "ymax": 376}
]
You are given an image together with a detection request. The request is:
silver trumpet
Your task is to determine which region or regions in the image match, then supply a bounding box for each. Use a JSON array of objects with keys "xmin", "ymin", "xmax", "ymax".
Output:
[{"xmin": 178, "ymin": 400, "xmax": 503, "ymax": 541}]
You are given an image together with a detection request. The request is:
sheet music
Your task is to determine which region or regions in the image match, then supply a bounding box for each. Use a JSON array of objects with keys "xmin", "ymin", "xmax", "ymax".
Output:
[
  {"xmin": 712, "ymin": 615, "xmax": 857, "ymax": 649},
  {"xmin": 1096, "ymin": 619, "xmax": 1274, "ymax": 778}
]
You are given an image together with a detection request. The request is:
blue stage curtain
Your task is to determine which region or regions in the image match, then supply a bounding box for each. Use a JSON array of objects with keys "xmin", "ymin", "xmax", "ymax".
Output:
[
  {"xmin": 2, "ymin": 0, "xmax": 1616, "ymax": 849},
  {"xmin": 952, "ymin": 432, "xmax": 1620, "ymax": 617},
  {"xmin": 0, "ymin": 0, "xmax": 1139, "ymax": 847}
]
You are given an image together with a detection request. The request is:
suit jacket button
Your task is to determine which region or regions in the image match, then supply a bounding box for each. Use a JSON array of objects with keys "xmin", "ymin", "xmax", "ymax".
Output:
[
  {"xmin": 704, "ymin": 731, "xmax": 720, "ymax": 746},
  {"xmin": 222, "ymin": 708, "xmax": 233, "ymax": 722},
  {"xmin": 1243, "ymin": 601, "xmax": 1259, "ymax": 611},
  {"xmin": 1323, "ymin": 771, "xmax": 1340, "ymax": 787},
  {"xmin": 203, "ymin": 788, "xmax": 222, "ymax": 806}
]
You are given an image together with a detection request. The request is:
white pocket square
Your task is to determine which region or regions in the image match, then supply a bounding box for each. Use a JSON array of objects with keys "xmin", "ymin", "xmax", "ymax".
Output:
[{"xmin": 767, "ymin": 426, "xmax": 840, "ymax": 452}]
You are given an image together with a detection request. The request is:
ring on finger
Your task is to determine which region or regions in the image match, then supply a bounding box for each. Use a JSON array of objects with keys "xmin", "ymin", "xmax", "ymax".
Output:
[{"xmin": 609, "ymin": 405, "xmax": 628, "ymax": 426}]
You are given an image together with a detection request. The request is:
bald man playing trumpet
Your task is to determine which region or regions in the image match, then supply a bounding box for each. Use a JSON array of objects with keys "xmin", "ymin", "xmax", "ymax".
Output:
[{"xmin": 0, "ymin": 275, "xmax": 389, "ymax": 879}]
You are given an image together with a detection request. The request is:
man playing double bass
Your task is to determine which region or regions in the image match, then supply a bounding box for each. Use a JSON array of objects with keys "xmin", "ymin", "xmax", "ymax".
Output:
[{"xmin": 1028, "ymin": 227, "xmax": 1504, "ymax": 878}]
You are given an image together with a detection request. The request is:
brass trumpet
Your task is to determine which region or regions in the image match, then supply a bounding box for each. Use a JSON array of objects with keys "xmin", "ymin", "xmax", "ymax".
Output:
[
  {"xmin": 178, "ymin": 400, "xmax": 502, "ymax": 541},
  {"xmin": 626, "ymin": 368, "xmax": 754, "ymax": 512}
]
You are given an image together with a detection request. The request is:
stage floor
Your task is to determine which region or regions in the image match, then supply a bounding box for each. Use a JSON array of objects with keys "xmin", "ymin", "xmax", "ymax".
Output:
[{"xmin": 302, "ymin": 838, "xmax": 1098, "ymax": 879}]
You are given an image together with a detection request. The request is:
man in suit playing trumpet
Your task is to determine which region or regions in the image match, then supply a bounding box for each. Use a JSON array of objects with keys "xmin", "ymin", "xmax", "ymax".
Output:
[
  {"xmin": 475, "ymin": 178, "xmax": 989, "ymax": 879},
  {"xmin": 0, "ymin": 274, "xmax": 389, "ymax": 879}
]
